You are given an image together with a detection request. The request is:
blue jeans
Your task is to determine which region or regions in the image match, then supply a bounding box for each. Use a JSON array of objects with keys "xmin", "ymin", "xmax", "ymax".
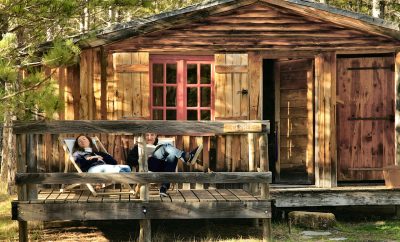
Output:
[
  {"xmin": 88, "ymin": 164, "xmax": 131, "ymax": 173},
  {"xmin": 152, "ymin": 144, "xmax": 185, "ymax": 189}
]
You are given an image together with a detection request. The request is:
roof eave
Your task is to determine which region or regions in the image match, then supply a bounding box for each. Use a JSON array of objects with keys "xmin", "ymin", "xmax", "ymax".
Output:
[{"xmin": 79, "ymin": 0, "xmax": 400, "ymax": 49}]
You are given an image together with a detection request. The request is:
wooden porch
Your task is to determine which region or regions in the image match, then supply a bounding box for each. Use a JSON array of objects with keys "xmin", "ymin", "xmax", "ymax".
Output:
[
  {"xmin": 11, "ymin": 120, "xmax": 272, "ymax": 242},
  {"xmin": 13, "ymin": 172, "xmax": 271, "ymax": 221},
  {"xmin": 271, "ymin": 184, "xmax": 400, "ymax": 208}
]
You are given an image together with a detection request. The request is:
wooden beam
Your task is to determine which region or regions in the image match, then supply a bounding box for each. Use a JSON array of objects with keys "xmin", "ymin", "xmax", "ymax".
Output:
[
  {"xmin": 314, "ymin": 52, "xmax": 337, "ymax": 188},
  {"xmin": 248, "ymin": 52, "xmax": 262, "ymax": 120},
  {"xmin": 12, "ymin": 120, "xmax": 270, "ymax": 135},
  {"xmin": 259, "ymin": 133, "xmax": 272, "ymax": 242},
  {"xmin": 272, "ymin": 189, "xmax": 400, "ymax": 207},
  {"xmin": 261, "ymin": 0, "xmax": 400, "ymax": 40},
  {"xmin": 215, "ymin": 65, "xmax": 248, "ymax": 73},
  {"xmin": 16, "ymin": 134, "xmax": 28, "ymax": 242},
  {"xmin": 274, "ymin": 62, "xmax": 280, "ymax": 182},
  {"xmin": 15, "ymin": 172, "xmax": 272, "ymax": 185},
  {"xmin": 115, "ymin": 64, "xmax": 149, "ymax": 73},
  {"xmin": 12, "ymin": 200, "xmax": 271, "ymax": 221},
  {"xmin": 139, "ymin": 219, "xmax": 151, "ymax": 242},
  {"xmin": 306, "ymin": 60, "xmax": 314, "ymax": 183},
  {"xmin": 395, "ymin": 52, "xmax": 400, "ymax": 166},
  {"xmin": 259, "ymin": 134, "xmax": 269, "ymax": 199}
]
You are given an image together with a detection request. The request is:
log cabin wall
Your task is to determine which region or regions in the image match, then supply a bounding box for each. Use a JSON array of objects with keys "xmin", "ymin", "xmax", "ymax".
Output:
[
  {"xmin": 104, "ymin": 2, "xmax": 399, "ymax": 53},
  {"xmin": 44, "ymin": 65, "xmax": 80, "ymax": 120},
  {"xmin": 44, "ymin": 1, "xmax": 400, "ymax": 185},
  {"xmin": 80, "ymin": 48, "xmax": 102, "ymax": 120}
]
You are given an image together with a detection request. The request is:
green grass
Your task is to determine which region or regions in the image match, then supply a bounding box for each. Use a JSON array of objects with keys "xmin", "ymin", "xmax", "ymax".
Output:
[
  {"xmin": 335, "ymin": 220, "xmax": 400, "ymax": 242},
  {"xmin": 0, "ymin": 185, "xmax": 18, "ymax": 241}
]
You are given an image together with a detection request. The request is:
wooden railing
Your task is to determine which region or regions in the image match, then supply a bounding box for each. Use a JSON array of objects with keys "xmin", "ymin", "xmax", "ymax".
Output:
[{"xmin": 12, "ymin": 120, "xmax": 271, "ymax": 242}]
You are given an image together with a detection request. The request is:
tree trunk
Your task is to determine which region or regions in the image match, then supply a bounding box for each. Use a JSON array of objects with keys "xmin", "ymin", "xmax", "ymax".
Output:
[
  {"xmin": 372, "ymin": 0, "xmax": 385, "ymax": 18},
  {"xmin": 379, "ymin": 1, "xmax": 385, "ymax": 19},
  {"xmin": 108, "ymin": 6, "xmax": 115, "ymax": 27},
  {"xmin": 1, "ymin": 82, "xmax": 17, "ymax": 195}
]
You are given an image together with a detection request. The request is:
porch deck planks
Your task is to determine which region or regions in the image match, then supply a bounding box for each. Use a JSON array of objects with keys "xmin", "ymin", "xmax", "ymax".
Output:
[
  {"xmin": 167, "ymin": 190, "xmax": 185, "ymax": 202},
  {"xmin": 216, "ymin": 189, "xmax": 240, "ymax": 201},
  {"xmin": 229, "ymin": 189, "xmax": 258, "ymax": 201},
  {"xmin": 54, "ymin": 191, "xmax": 71, "ymax": 203},
  {"xmin": 119, "ymin": 187, "xmax": 130, "ymax": 202},
  {"xmin": 192, "ymin": 190, "xmax": 216, "ymax": 202},
  {"xmin": 44, "ymin": 190, "xmax": 62, "ymax": 204},
  {"xmin": 34, "ymin": 189, "xmax": 261, "ymax": 203},
  {"xmin": 179, "ymin": 190, "xmax": 200, "ymax": 202},
  {"xmin": 65, "ymin": 190, "xmax": 84, "ymax": 203},
  {"xmin": 35, "ymin": 189, "xmax": 53, "ymax": 203}
]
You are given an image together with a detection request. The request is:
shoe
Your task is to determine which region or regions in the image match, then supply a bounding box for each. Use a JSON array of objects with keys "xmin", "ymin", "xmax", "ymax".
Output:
[
  {"xmin": 186, "ymin": 144, "xmax": 203, "ymax": 165},
  {"xmin": 159, "ymin": 186, "xmax": 168, "ymax": 197}
]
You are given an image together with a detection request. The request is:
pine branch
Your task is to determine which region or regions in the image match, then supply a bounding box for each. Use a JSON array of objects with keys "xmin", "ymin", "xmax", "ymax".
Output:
[{"xmin": 0, "ymin": 70, "xmax": 56, "ymax": 101}]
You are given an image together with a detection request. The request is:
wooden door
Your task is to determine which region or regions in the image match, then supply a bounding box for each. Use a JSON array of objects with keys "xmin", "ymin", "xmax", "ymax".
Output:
[
  {"xmin": 277, "ymin": 59, "xmax": 314, "ymax": 184},
  {"xmin": 337, "ymin": 56, "xmax": 395, "ymax": 181}
]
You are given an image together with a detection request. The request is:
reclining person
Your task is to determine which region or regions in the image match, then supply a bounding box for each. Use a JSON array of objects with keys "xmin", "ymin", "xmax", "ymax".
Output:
[
  {"xmin": 127, "ymin": 133, "xmax": 202, "ymax": 197},
  {"xmin": 72, "ymin": 135, "xmax": 131, "ymax": 173}
]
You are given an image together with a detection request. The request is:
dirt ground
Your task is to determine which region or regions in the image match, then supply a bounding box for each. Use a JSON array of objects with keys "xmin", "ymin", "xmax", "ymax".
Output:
[{"xmin": 25, "ymin": 218, "xmax": 400, "ymax": 242}]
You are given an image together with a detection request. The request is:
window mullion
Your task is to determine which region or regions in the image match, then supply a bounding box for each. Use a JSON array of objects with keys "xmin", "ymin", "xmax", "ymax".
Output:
[
  {"xmin": 177, "ymin": 60, "xmax": 185, "ymax": 120},
  {"xmin": 197, "ymin": 63, "xmax": 201, "ymax": 120},
  {"xmin": 163, "ymin": 63, "xmax": 167, "ymax": 120}
]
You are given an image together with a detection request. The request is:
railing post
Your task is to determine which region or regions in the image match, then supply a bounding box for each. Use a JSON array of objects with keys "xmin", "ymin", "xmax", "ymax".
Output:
[
  {"xmin": 259, "ymin": 133, "xmax": 271, "ymax": 242},
  {"xmin": 247, "ymin": 133, "xmax": 255, "ymax": 194},
  {"xmin": 16, "ymin": 134, "xmax": 28, "ymax": 242},
  {"xmin": 27, "ymin": 134, "xmax": 37, "ymax": 200},
  {"xmin": 138, "ymin": 134, "xmax": 151, "ymax": 242}
]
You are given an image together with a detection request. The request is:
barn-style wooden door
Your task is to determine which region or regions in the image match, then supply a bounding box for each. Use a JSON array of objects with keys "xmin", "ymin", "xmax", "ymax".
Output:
[{"xmin": 337, "ymin": 56, "xmax": 395, "ymax": 181}]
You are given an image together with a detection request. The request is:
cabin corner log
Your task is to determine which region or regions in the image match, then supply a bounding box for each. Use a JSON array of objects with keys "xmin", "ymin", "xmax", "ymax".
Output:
[
  {"xmin": 15, "ymin": 172, "xmax": 272, "ymax": 185},
  {"xmin": 395, "ymin": 52, "xmax": 400, "ymax": 166},
  {"xmin": 12, "ymin": 120, "xmax": 270, "ymax": 135}
]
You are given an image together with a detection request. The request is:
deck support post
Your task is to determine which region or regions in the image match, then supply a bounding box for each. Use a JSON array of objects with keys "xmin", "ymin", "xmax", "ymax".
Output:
[
  {"xmin": 259, "ymin": 133, "xmax": 271, "ymax": 242},
  {"xmin": 138, "ymin": 134, "xmax": 151, "ymax": 242},
  {"xmin": 17, "ymin": 134, "xmax": 28, "ymax": 242},
  {"xmin": 246, "ymin": 133, "xmax": 256, "ymax": 193},
  {"xmin": 247, "ymin": 133, "xmax": 259, "ymax": 227},
  {"xmin": 139, "ymin": 219, "xmax": 151, "ymax": 242}
]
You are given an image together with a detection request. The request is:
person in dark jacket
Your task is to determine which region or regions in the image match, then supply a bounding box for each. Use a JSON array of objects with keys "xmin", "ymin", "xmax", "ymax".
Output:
[
  {"xmin": 127, "ymin": 133, "xmax": 202, "ymax": 197},
  {"xmin": 72, "ymin": 135, "xmax": 131, "ymax": 173}
]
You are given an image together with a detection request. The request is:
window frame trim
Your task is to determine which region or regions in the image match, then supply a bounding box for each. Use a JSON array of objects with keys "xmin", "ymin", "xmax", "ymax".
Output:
[{"xmin": 150, "ymin": 55, "xmax": 215, "ymax": 120}]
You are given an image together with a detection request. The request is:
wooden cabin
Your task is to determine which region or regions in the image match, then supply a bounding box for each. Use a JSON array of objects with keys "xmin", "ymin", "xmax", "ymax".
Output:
[{"xmin": 47, "ymin": 0, "xmax": 400, "ymax": 189}]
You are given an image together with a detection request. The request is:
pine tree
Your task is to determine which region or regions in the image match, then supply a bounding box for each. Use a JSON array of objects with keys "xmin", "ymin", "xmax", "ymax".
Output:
[
  {"xmin": 0, "ymin": 0, "xmax": 206, "ymax": 194},
  {"xmin": 0, "ymin": 1, "xmax": 84, "ymax": 194}
]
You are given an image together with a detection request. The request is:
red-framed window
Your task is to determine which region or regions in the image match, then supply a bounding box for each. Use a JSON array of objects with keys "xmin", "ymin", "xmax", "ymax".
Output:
[{"xmin": 150, "ymin": 56, "xmax": 214, "ymax": 120}]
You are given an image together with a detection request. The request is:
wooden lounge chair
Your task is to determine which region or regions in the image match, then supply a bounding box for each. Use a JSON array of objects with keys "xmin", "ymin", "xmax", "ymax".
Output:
[{"xmin": 60, "ymin": 136, "xmax": 134, "ymax": 197}]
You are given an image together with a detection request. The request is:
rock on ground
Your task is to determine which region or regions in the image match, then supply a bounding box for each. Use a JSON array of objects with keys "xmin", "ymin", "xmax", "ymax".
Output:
[{"xmin": 289, "ymin": 211, "xmax": 336, "ymax": 229}]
